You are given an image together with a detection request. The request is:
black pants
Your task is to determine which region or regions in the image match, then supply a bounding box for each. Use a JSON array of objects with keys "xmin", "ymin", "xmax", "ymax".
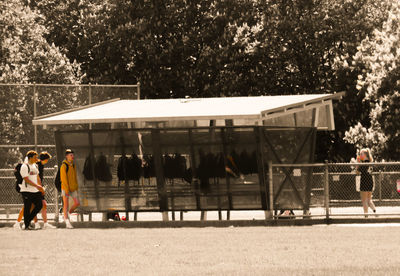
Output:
[{"xmin": 21, "ymin": 192, "xmax": 43, "ymax": 228}]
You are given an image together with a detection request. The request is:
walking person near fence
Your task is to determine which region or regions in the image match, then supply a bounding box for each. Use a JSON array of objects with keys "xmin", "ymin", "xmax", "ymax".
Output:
[
  {"xmin": 357, "ymin": 148, "xmax": 377, "ymax": 217},
  {"xmin": 19, "ymin": 150, "xmax": 45, "ymax": 230},
  {"xmin": 14, "ymin": 152, "xmax": 56, "ymax": 229},
  {"xmin": 61, "ymin": 149, "xmax": 80, "ymax": 229}
]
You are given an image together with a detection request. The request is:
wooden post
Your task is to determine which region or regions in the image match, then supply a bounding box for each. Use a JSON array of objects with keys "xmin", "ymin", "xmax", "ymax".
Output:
[
  {"xmin": 151, "ymin": 129, "xmax": 168, "ymax": 221},
  {"xmin": 255, "ymin": 127, "xmax": 268, "ymax": 211},
  {"xmin": 221, "ymin": 127, "xmax": 233, "ymax": 211},
  {"xmin": 137, "ymin": 82, "xmax": 141, "ymax": 100},
  {"xmin": 200, "ymin": 210, "xmax": 207, "ymax": 221},
  {"xmin": 188, "ymin": 129, "xmax": 201, "ymax": 211},
  {"xmin": 88, "ymin": 130, "xmax": 101, "ymax": 210},
  {"xmin": 266, "ymin": 160, "xmax": 274, "ymax": 219},
  {"xmin": 304, "ymin": 128, "xmax": 317, "ymax": 216}
]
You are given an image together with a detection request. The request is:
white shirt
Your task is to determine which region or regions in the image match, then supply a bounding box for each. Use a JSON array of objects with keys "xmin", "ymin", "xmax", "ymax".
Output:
[{"xmin": 20, "ymin": 163, "xmax": 40, "ymax": 193}]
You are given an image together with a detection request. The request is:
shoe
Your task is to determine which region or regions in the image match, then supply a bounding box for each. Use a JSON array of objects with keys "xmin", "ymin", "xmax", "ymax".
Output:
[
  {"xmin": 24, "ymin": 224, "xmax": 36, "ymax": 230},
  {"xmin": 65, "ymin": 219, "xmax": 73, "ymax": 229},
  {"xmin": 43, "ymin": 222, "xmax": 56, "ymax": 229},
  {"xmin": 34, "ymin": 222, "xmax": 41, "ymax": 230},
  {"xmin": 13, "ymin": 221, "xmax": 22, "ymax": 230}
]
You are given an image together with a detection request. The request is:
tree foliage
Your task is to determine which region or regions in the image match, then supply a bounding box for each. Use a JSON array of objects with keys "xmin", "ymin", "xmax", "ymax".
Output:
[
  {"xmin": 344, "ymin": 2, "xmax": 400, "ymax": 160},
  {"xmin": 1, "ymin": 0, "xmax": 397, "ymax": 162},
  {"xmin": 0, "ymin": 0, "xmax": 81, "ymax": 166}
]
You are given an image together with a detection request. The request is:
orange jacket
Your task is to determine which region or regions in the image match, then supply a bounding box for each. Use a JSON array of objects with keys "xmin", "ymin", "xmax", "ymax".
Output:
[{"xmin": 60, "ymin": 160, "xmax": 78, "ymax": 193}]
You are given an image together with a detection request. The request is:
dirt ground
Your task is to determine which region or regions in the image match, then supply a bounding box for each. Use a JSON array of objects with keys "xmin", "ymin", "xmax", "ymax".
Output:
[{"xmin": 1, "ymin": 225, "xmax": 400, "ymax": 275}]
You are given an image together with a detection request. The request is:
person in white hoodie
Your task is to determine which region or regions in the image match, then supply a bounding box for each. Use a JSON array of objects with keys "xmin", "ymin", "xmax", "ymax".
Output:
[{"xmin": 20, "ymin": 150, "xmax": 45, "ymax": 230}]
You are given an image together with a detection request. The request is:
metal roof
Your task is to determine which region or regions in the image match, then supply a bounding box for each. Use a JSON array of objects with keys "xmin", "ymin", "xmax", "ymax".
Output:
[{"xmin": 32, "ymin": 93, "xmax": 344, "ymax": 129}]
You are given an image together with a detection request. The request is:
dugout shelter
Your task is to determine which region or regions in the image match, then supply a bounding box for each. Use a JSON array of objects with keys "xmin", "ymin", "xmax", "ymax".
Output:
[{"xmin": 33, "ymin": 93, "xmax": 344, "ymax": 220}]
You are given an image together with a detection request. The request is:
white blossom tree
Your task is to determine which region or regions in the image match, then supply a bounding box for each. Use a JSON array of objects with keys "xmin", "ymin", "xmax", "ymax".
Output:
[
  {"xmin": 344, "ymin": 2, "xmax": 400, "ymax": 160},
  {"xmin": 0, "ymin": 0, "xmax": 81, "ymax": 166}
]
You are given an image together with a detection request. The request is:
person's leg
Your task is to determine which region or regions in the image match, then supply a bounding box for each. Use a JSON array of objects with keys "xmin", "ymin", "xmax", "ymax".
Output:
[
  {"xmin": 22, "ymin": 193, "xmax": 42, "ymax": 229},
  {"xmin": 31, "ymin": 204, "xmax": 38, "ymax": 223},
  {"xmin": 367, "ymin": 191, "xmax": 376, "ymax": 212},
  {"xmin": 63, "ymin": 195, "xmax": 69, "ymax": 220},
  {"xmin": 69, "ymin": 196, "xmax": 80, "ymax": 214},
  {"xmin": 17, "ymin": 207, "xmax": 24, "ymax": 222},
  {"xmin": 360, "ymin": 191, "xmax": 368, "ymax": 215},
  {"xmin": 22, "ymin": 193, "xmax": 34, "ymax": 229},
  {"xmin": 29, "ymin": 193, "xmax": 43, "ymax": 221},
  {"xmin": 41, "ymin": 200, "xmax": 48, "ymax": 223}
]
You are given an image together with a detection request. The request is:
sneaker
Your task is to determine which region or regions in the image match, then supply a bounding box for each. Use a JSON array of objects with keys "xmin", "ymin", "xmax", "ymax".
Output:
[
  {"xmin": 65, "ymin": 219, "xmax": 73, "ymax": 229},
  {"xmin": 34, "ymin": 222, "xmax": 41, "ymax": 230},
  {"xmin": 24, "ymin": 224, "xmax": 36, "ymax": 230},
  {"xmin": 13, "ymin": 221, "xmax": 22, "ymax": 230},
  {"xmin": 43, "ymin": 222, "xmax": 56, "ymax": 229}
]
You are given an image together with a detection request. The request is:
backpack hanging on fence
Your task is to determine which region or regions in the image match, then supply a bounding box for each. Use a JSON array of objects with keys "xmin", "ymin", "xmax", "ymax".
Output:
[
  {"xmin": 14, "ymin": 163, "xmax": 29, "ymax": 193},
  {"xmin": 54, "ymin": 162, "xmax": 69, "ymax": 193}
]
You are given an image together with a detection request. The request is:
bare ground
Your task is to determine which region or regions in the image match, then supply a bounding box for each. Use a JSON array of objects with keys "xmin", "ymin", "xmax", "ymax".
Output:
[{"xmin": 1, "ymin": 225, "xmax": 400, "ymax": 275}]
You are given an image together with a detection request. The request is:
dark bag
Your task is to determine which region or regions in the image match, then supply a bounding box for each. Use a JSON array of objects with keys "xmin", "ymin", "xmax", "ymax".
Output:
[
  {"xmin": 95, "ymin": 154, "xmax": 112, "ymax": 182},
  {"xmin": 14, "ymin": 163, "xmax": 29, "ymax": 193},
  {"xmin": 54, "ymin": 162, "xmax": 69, "ymax": 193},
  {"xmin": 83, "ymin": 155, "xmax": 94, "ymax": 180}
]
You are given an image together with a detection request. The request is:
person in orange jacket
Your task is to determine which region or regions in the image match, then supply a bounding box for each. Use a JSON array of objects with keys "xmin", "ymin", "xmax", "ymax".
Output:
[{"xmin": 61, "ymin": 149, "xmax": 80, "ymax": 228}]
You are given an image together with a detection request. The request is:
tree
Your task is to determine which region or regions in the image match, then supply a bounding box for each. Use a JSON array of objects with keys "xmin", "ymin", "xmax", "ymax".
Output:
[
  {"xmin": 27, "ymin": 0, "xmax": 394, "ymax": 162},
  {"xmin": 344, "ymin": 2, "xmax": 400, "ymax": 160},
  {"xmin": 0, "ymin": 0, "xmax": 81, "ymax": 166}
]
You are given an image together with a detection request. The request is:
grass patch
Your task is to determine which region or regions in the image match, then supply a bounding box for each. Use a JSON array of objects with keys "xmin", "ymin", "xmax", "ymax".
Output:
[{"xmin": 1, "ymin": 225, "xmax": 400, "ymax": 275}]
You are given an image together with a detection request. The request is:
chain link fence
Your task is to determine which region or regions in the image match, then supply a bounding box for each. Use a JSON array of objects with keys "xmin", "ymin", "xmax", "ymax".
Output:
[
  {"xmin": 0, "ymin": 83, "xmax": 140, "ymax": 169},
  {"xmin": 270, "ymin": 162, "xmax": 400, "ymax": 219},
  {"xmin": 0, "ymin": 167, "xmax": 58, "ymax": 221}
]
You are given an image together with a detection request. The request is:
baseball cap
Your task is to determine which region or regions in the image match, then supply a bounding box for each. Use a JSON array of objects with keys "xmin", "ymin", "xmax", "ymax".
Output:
[{"xmin": 65, "ymin": 149, "xmax": 74, "ymax": 155}]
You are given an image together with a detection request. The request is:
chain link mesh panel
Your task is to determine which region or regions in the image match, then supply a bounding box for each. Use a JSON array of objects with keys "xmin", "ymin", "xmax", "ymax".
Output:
[
  {"xmin": 0, "ymin": 167, "xmax": 57, "ymax": 220},
  {"xmin": 271, "ymin": 162, "xmax": 400, "ymax": 217},
  {"xmin": 328, "ymin": 163, "xmax": 400, "ymax": 206}
]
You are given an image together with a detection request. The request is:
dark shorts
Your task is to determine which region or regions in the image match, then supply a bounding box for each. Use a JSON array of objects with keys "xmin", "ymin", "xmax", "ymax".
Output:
[{"xmin": 360, "ymin": 174, "xmax": 374, "ymax": 192}]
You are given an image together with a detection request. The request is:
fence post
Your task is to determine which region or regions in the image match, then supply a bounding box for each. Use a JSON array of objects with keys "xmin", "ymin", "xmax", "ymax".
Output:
[
  {"xmin": 324, "ymin": 161, "xmax": 330, "ymax": 221},
  {"xmin": 379, "ymin": 170, "xmax": 382, "ymax": 203},
  {"xmin": 88, "ymin": 83, "xmax": 92, "ymax": 130},
  {"xmin": 33, "ymin": 84, "xmax": 38, "ymax": 152}
]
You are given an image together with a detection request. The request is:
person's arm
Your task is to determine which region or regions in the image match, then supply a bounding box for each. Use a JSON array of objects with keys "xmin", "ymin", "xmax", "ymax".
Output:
[{"xmin": 60, "ymin": 163, "xmax": 69, "ymax": 194}]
